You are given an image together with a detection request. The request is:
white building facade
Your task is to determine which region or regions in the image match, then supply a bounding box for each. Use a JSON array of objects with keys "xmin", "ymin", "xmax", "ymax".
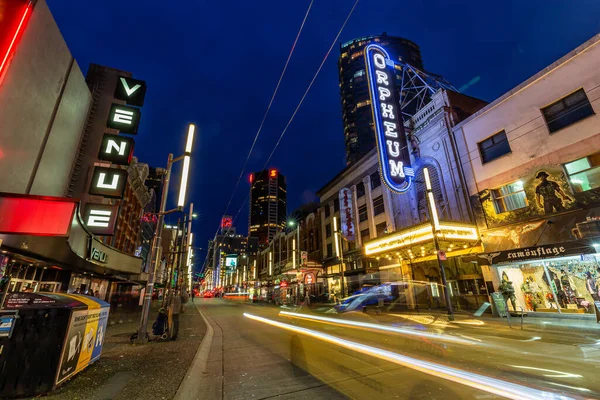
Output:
[{"xmin": 455, "ymin": 34, "xmax": 600, "ymax": 315}]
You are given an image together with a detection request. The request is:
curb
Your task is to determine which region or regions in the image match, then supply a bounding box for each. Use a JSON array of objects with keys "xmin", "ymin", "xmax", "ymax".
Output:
[{"xmin": 174, "ymin": 303, "xmax": 223, "ymax": 400}]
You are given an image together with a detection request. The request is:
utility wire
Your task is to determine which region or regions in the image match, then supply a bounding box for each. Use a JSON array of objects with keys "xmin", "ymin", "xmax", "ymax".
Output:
[
  {"xmin": 201, "ymin": 0, "xmax": 360, "ymax": 280},
  {"xmin": 199, "ymin": 0, "xmax": 315, "ymax": 274},
  {"xmin": 220, "ymin": 0, "xmax": 315, "ymax": 222}
]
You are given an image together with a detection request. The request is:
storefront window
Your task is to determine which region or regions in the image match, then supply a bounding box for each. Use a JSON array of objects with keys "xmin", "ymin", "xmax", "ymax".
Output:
[{"xmin": 497, "ymin": 255, "xmax": 599, "ymax": 313}]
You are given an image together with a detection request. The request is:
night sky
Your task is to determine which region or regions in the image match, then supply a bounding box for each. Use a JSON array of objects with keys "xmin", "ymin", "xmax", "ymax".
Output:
[{"xmin": 47, "ymin": 0, "xmax": 600, "ymax": 270}]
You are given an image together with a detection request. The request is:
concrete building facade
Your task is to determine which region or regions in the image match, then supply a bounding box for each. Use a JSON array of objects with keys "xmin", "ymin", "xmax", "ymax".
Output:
[{"xmin": 455, "ymin": 34, "xmax": 600, "ymax": 315}]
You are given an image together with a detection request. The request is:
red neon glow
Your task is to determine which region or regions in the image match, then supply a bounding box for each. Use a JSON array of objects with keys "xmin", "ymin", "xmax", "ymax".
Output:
[
  {"xmin": 221, "ymin": 216, "xmax": 233, "ymax": 229},
  {"xmin": 0, "ymin": 194, "xmax": 77, "ymax": 236},
  {"xmin": 270, "ymin": 169, "xmax": 277, "ymax": 178},
  {"xmin": 249, "ymin": 173, "xmax": 254, "ymax": 183},
  {"xmin": 0, "ymin": 2, "xmax": 32, "ymax": 81}
]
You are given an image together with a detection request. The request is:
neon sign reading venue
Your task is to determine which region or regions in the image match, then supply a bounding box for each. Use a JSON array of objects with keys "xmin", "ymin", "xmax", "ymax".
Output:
[{"xmin": 365, "ymin": 44, "xmax": 413, "ymax": 193}]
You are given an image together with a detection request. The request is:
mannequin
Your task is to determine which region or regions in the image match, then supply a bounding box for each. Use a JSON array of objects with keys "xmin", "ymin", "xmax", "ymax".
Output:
[
  {"xmin": 586, "ymin": 272, "xmax": 598, "ymax": 301},
  {"xmin": 499, "ymin": 272, "xmax": 518, "ymax": 312}
]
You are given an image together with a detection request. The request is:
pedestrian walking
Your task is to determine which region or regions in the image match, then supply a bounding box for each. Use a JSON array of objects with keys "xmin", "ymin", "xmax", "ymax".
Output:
[{"xmin": 191, "ymin": 290, "xmax": 195, "ymax": 303}]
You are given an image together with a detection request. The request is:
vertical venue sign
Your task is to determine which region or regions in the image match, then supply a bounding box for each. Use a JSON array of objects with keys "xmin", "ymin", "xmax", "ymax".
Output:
[
  {"xmin": 364, "ymin": 44, "xmax": 413, "ymax": 194},
  {"xmin": 338, "ymin": 188, "xmax": 355, "ymax": 242}
]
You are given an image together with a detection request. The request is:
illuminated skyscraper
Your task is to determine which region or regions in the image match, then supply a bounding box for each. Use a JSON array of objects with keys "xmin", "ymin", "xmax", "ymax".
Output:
[
  {"xmin": 248, "ymin": 169, "xmax": 287, "ymax": 246},
  {"xmin": 338, "ymin": 33, "xmax": 424, "ymax": 165}
]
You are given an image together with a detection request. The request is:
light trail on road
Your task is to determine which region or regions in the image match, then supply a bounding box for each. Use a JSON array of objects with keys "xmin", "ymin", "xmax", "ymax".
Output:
[
  {"xmin": 279, "ymin": 311, "xmax": 476, "ymax": 345},
  {"xmin": 244, "ymin": 313, "xmax": 576, "ymax": 400}
]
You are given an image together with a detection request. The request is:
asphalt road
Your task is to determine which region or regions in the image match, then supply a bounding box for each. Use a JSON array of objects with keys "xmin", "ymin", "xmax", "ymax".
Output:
[{"xmin": 196, "ymin": 299, "xmax": 600, "ymax": 400}]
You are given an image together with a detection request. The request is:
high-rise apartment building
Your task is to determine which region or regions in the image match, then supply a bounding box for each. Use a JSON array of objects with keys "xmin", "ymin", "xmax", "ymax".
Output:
[
  {"xmin": 248, "ymin": 169, "xmax": 287, "ymax": 246},
  {"xmin": 338, "ymin": 33, "xmax": 424, "ymax": 165}
]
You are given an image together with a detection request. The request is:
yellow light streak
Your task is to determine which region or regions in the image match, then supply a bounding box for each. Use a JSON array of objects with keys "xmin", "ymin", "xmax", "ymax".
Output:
[
  {"xmin": 243, "ymin": 313, "xmax": 569, "ymax": 400},
  {"xmin": 279, "ymin": 311, "xmax": 475, "ymax": 345}
]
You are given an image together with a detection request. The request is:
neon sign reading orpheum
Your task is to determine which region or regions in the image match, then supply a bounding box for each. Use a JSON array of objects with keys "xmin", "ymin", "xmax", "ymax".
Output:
[{"xmin": 365, "ymin": 44, "xmax": 413, "ymax": 194}]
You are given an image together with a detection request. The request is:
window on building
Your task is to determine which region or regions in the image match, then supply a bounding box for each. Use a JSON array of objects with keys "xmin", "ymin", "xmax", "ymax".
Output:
[
  {"xmin": 376, "ymin": 222, "xmax": 387, "ymax": 237},
  {"xmin": 334, "ymin": 199, "xmax": 340, "ymax": 212},
  {"xmin": 360, "ymin": 228, "xmax": 370, "ymax": 243},
  {"xmin": 478, "ymin": 130, "xmax": 511, "ymax": 164},
  {"xmin": 492, "ymin": 181, "xmax": 528, "ymax": 214},
  {"xmin": 542, "ymin": 89, "xmax": 595, "ymax": 133},
  {"xmin": 324, "ymin": 205, "xmax": 330, "ymax": 218},
  {"xmin": 370, "ymin": 172, "xmax": 381, "ymax": 190},
  {"xmin": 327, "ymin": 243, "xmax": 333, "ymax": 258},
  {"xmin": 373, "ymin": 196, "xmax": 385, "ymax": 216},
  {"xmin": 358, "ymin": 204, "xmax": 368, "ymax": 222},
  {"xmin": 325, "ymin": 223, "xmax": 332, "ymax": 238},
  {"xmin": 356, "ymin": 182, "xmax": 365, "ymax": 198},
  {"xmin": 565, "ymin": 153, "xmax": 600, "ymax": 193}
]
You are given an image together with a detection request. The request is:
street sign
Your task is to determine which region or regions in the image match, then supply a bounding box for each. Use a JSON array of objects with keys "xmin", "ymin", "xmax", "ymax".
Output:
[{"xmin": 491, "ymin": 292, "xmax": 508, "ymax": 318}]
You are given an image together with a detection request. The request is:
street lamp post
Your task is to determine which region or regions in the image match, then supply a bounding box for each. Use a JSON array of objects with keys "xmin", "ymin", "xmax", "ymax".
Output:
[
  {"xmin": 333, "ymin": 216, "xmax": 346, "ymax": 298},
  {"xmin": 423, "ymin": 167, "xmax": 454, "ymax": 321},
  {"xmin": 135, "ymin": 124, "xmax": 195, "ymax": 343},
  {"xmin": 288, "ymin": 220, "xmax": 301, "ymax": 269}
]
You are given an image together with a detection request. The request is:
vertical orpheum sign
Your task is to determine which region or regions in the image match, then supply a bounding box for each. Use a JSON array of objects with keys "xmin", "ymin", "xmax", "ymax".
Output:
[
  {"xmin": 0, "ymin": 0, "xmax": 32, "ymax": 86},
  {"xmin": 365, "ymin": 44, "xmax": 414, "ymax": 193},
  {"xmin": 338, "ymin": 188, "xmax": 355, "ymax": 242}
]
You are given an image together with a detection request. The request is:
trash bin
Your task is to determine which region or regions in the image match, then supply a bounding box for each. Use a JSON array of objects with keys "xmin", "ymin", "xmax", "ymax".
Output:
[{"xmin": 0, "ymin": 292, "xmax": 110, "ymax": 398}]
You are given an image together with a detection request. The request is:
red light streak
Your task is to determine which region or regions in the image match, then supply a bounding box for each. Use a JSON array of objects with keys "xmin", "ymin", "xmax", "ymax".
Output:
[{"xmin": 0, "ymin": 3, "xmax": 31, "ymax": 78}]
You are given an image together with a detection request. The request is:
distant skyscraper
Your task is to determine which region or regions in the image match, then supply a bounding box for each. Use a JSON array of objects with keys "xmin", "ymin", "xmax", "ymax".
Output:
[
  {"xmin": 248, "ymin": 169, "xmax": 287, "ymax": 246},
  {"xmin": 338, "ymin": 33, "xmax": 424, "ymax": 165}
]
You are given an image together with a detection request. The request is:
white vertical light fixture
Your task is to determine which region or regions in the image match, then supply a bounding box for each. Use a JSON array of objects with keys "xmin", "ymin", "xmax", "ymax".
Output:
[
  {"xmin": 333, "ymin": 216, "xmax": 340, "ymax": 258},
  {"xmin": 177, "ymin": 123, "xmax": 195, "ymax": 208},
  {"xmin": 292, "ymin": 238, "xmax": 296, "ymax": 269},
  {"xmin": 269, "ymin": 251, "xmax": 272, "ymax": 276},
  {"xmin": 253, "ymin": 260, "xmax": 257, "ymax": 279},
  {"xmin": 423, "ymin": 168, "xmax": 440, "ymax": 232}
]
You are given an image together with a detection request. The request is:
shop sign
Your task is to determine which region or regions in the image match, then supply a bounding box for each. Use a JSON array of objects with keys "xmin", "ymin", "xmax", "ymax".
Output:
[
  {"xmin": 98, "ymin": 134, "xmax": 134, "ymax": 166},
  {"xmin": 338, "ymin": 188, "xmax": 355, "ymax": 241},
  {"xmin": 106, "ymin": 104, "xmax": 141, "ymax": 134},
  {"xmin": 364, "ymin": 44, "xmax": 414, "ymax": 194},
  {"xmin": 479, "ymin": 240, "xmax": 597, "ymax": 264},
  {"xmin": 88, "ymin": 167, "xmax": 128, "ymax": 199},
  {"xmin": 89, "ymin": 246, "xmax": 107, "ymax": 264},
  {"xmin": 491, "ymin": 292, "xmax": 508, "ymax": 317},
  {"xmin": 304, "ymin": 273, "xmax": 314, "ymax": 285},
  {"xmin": 113, "ymin": 76, "xmax": 147, "ymax": 107},
  {"xmin": 83, "ymin": 204, "xmax": 119, "ymax": 236},
  {"xmin": 301, "ymin": 251, "xmax": 308, "ymax": 266}
]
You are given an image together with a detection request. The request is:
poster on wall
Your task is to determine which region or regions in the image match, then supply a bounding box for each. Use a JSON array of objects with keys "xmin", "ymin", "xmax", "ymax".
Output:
[
  {"xmin": 56, "ymin": 309, "xmax": 88, "ymax": 384},
  {"xmin": 338, "ymin": 188, "xmax": 356, "ymax": 242}
]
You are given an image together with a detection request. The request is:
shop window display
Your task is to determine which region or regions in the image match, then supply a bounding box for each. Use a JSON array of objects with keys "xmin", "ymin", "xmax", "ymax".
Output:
[{"xmin": 497, "ymin": 255, "xmax": 599, "ymax": 313}]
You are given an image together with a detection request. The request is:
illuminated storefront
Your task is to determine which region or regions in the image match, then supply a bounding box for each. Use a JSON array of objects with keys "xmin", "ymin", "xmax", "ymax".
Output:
[
  {"xmin": 479, "ymin": 232, "xmax": 600, "ymax": 314},
  {"xmin": 363, "ymin": 219, "xmax": 485, "ymax": 310}
]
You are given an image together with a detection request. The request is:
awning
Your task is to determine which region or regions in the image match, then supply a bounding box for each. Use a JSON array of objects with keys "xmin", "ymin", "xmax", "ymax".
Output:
[
  {"xmin": 0, "ymin": 200, "xmax": 143, "ymax": 280},
  {"xmin": 363, "ymin": 221, "xmax": 481, "ymax": 264},
  {"xmin": 476, "ymin": 239, "xmax": 598, "ymax": 265}
]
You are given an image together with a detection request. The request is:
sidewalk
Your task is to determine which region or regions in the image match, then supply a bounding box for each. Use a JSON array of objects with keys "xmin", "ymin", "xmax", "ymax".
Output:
[{"xmin": 40, "ymin": 301, "xmax": 206, "ymax": 400}]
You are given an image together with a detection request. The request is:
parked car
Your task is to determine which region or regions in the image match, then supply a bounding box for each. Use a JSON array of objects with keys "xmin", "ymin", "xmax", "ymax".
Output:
[{"xmin": 203, "ymin": 291, "xmax": 214, "ymax": 298}]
